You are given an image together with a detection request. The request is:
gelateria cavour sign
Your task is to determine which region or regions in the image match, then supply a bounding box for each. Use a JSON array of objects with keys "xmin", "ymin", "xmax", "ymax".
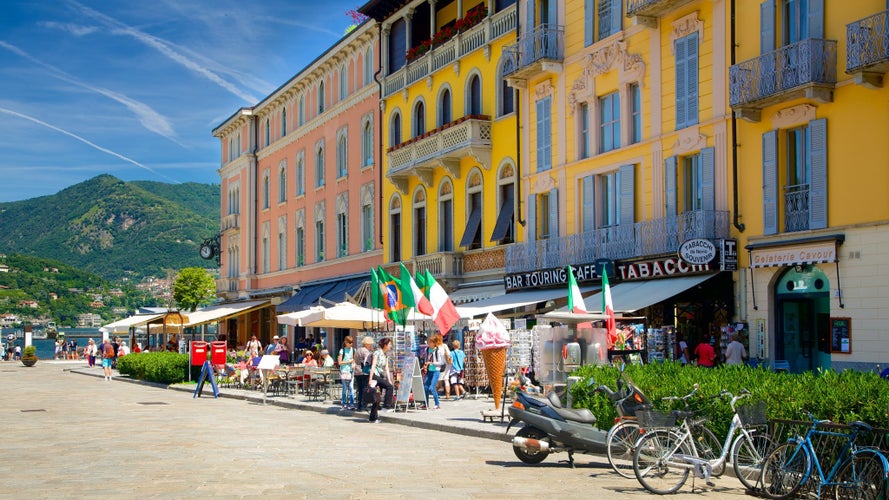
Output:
[{"xmin": 750, "ymin": 241, "xmax": 837, "ymax": 268}]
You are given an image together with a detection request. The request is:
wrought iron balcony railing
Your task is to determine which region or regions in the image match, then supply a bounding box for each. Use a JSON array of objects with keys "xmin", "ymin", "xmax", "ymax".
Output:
[
  {"xmin": 502, "ymin": 24, "xmax": 564, "ymax": 79},
  {"xmin": 729, "ymin": 39, "xmax": 837, "ymax": 118},
  {"xmin": 784, "ymin": 184, "xmax": 810, "ymax": 233},
  {"xmin": 505, "ymin": 210, "xmax": 729, "ymax": 274},
  {"xmin": 847, "ymin": 10, "xmax": 889, "ymax": 87}
]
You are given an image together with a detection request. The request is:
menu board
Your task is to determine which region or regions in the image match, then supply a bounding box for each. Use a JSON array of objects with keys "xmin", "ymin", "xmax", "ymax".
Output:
[{"xmin": 830, "ymin": 317, "xmax": 851, "ymax": 354}]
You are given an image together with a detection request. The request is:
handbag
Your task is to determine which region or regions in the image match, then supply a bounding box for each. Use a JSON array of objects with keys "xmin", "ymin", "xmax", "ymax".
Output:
[{"xmin": 339, "ymin": 370, "xmax": 352, "ymax": 381}]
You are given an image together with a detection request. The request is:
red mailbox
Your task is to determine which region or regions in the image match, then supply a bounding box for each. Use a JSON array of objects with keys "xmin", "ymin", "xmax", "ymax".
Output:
[
  {"xmin": 190, "ymin": 341, "xmax": 208, "ymax": 366},
  {"xmin": 210, "ymin": 341, "xmax": 227, "ymax": 365}
]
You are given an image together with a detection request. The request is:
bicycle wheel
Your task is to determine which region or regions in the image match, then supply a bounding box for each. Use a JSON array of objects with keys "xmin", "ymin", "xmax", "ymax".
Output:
[
  {"xmin": 834, "ymin": 449, "xmax": 889, "ymax": 500},
  {"xmin": 692, "ymin": 425, "xmax": 725, "ymax": 477},
  {"xmin": 760, "ymin": 442, "xmax": 811, "ymax": 499},
  {"xmin": 732, "ymin": 430, "xmax": 774, "ymax": 491},
  {"xmin": 607, "ymin": 420, "xmax": 642, "ymax": 479},
  {"xmin": 633, "ymin": 429, "xmax": 692, "ymax": 494}
]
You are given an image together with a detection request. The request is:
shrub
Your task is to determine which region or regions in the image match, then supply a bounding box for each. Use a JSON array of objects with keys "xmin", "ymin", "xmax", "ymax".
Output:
[
  {"xmin": 22, "ymin": 345, "xmax": 37, "ymax": 358},
  {"xmin": 570, "ymin": 363, "xmax": 889, "ymax": 438},
  {"xmin": 117, "ymin": 352, "xmax": 187, "ymax": 384}
]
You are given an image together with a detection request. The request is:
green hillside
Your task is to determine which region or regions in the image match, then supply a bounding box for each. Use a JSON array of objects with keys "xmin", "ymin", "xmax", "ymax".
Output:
[{"xmin": 0, "ymin": 174, "xmax": 220, "ymax": 281}]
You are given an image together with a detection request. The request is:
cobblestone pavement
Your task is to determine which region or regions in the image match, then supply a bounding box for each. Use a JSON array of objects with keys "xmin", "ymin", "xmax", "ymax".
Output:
[{"xmin": 1, "ymin": 361, "xmax": 751, "ymax": 499}]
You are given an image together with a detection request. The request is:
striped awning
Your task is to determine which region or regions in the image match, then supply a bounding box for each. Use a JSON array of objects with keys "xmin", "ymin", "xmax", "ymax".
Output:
[{"xmin": 748, "ymin": 238, "xmax": 841, "ymax": 268}]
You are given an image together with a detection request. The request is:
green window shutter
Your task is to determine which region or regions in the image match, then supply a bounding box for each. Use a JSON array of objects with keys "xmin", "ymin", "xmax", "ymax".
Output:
[
  {"xmin": 762, "ymin": 130, "xmax": 778, "ymax": 235},
  {"xmin": 760, "ymin": 0, "xmax": 775, "ymax": 53},
  {"xmin": 548, "ymin": 188, "xmax": 559, "ymax": 239},
  {"xmin": 582, "ymin": 176, "xmax": 595, "ymax": 232},
  {"xmin": 701, "ymin": 147, "xmax": 715, "ymax": 212},
  {"xmin": 609, "ymin": 0, "xmax": 622, "ymax": 37},
  {"xmin": 619, "ymin": 164, "xmax": 635, "ymax": 225},
  {"xmin": 808, "ymin": 0, "xmax": 824, "ymax": 39},
  {"xmin": 527, "ymin": 195, "xmax": 537, "ymax": 242},
  {"xmin": 664, "ymin": 156, "xmax": 677, "ymax": 216},
  {"xmin": 808, "ymin": 118, "xmax": 828, "ymax": 230},
  {"xmin": 584, "ymin": 0, "xmax": 594, "ymax": 46},
  {"xmin": 686, "ymin": 32, "xmax": 699, "ymax": 127},
  {"xmin": 675, "ymin": 36, "xmax": 687, "ymax": 129}
]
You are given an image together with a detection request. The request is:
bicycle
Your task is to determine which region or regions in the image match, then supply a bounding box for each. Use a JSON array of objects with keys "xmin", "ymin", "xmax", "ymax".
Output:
[
  {"xmin": 595, "ymin": 365, "xmax": 652, "ymax": 478},
  {"xmin": 760, "ymin": 412, "xmax": 889, "ymax": 499},
  {"xmin": 632, "ymin": 387, "xmax": 774, "ymax": 494}
]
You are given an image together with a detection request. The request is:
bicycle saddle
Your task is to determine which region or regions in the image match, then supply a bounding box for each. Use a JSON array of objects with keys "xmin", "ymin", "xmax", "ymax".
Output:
[{"xmin": 849, "ymin": 421, "xmax": 873, "ymax": 433}]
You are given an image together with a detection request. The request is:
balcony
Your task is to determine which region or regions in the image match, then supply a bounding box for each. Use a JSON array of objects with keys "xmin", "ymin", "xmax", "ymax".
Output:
[
  {"xmin": 626, "ymin": 0, "xmax": 695, "ymax": 26},
  {"xmin": 386, "ymin": 116, "xmax": 492, "ymax": 193},
  {"xmin": 221, "ymin": 213, "xmax": 239, "ymax": 232},
  {"xmin": 847, "ymin": 10, "xmax": 889, "ymax": 88},
  {"xmin": 216, "ymin": 277, "xmax": 239, "ymax": 299},
  {"xmin": 505, "ymin": 210, "xmax": 729, "ymax": 273},
  {"xmin": 382, "ymin": 6, "xmax": 516, "ymax": 97},
  {"xmin": 502, "ymin": 24, "xmax": 564, "ymax": 83},
  {"xmin": 784, "ymin": 184, "xmax": 810, "ymax": 233},
  {"xmin": 729, "ymin": 39, "xmax": 837, "ymax": 122},
  {"xmin": 413, "ymin": 251, "xmax": 464, "ymax": 280}
]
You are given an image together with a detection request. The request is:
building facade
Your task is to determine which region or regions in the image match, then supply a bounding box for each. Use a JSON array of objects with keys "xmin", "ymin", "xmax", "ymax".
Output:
[
  {"xmin": 212, "ymin": 22, "xmax": 381, "ymax": 347},
  {"xmin": 732, "ymin": 0, "xmax": 889, "ymax": 372}
]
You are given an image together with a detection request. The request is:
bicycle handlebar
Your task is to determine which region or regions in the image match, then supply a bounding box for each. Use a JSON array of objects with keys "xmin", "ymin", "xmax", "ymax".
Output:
[{"xmin": 662, "ymin": 384, "xmax": 699, "ymax": 403}]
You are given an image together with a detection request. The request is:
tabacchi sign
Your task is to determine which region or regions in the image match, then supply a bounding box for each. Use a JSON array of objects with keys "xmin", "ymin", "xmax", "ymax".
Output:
[{"xmin": 678, "ymin": 239, "xmax": 717, "ymax": 265}]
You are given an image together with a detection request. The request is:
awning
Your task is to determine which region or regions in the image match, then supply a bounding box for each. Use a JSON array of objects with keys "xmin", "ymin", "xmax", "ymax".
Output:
[
  {"xmin": 182, "ymin": 300, "xmax": 269, "ymax": 327},
  {"xmin": 456, "ymin": 285, "xmax": 598, "ymax": 318},
  {"xmin": 448, "ymin": 284, "xmax": 506, "ymax": 305},
  {"xmin": 100, "ymin": 313, "xmax": 165, "ymax": 334},
  {"xmin": 569, "ymin": 274, "xmax": 718, "ymax": 314},
  {"xmin": 276, "ymin": 276, "xmax": 367, "ymax": 312}
]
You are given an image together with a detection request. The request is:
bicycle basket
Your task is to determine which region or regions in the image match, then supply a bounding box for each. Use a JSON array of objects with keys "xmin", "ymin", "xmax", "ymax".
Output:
[
  {"xmin": 636, "ymin": 409, "xmax": 676, "ymax": 429},
  {"xmin": 736, "ymin": 400, "xmax": 767, "ymax": 426}
]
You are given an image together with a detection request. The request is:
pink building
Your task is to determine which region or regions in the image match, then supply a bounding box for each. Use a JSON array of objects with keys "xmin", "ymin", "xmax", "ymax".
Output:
[{"xmin": 212, "ymin": 22, "xmax": 380, "ymax": 347}]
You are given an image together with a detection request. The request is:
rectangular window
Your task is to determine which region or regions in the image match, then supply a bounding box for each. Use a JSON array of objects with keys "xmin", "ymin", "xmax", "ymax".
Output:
[
  {"xmin": 683, "ymin": 154, "xmax": 703, "ymax": 212},
  {"xmin": 784, "ymin": 126, "xmax": 810, "ymax": 232},
  {"xmin": 315, "ymin": 220, "xmax": 325, "ymax": 262},
  {"xmin": 585, "ymin": 0, "xmax": 622, "ymax": 46},
  {"xmin": 262, "ymin": 236, "xmax": 270, "ymax": 274},
  {"xmin": 295, "ymin": 159, "xmax": 305, "ymax": 196},
  {"xmin": 599, "ymin": 92, "xmax": 620, "ymax": 153},
  {"xmin": 296, "ymin": 227, "xmax": 305, "ymax": 266},
  {"xmin": 337, "ymin": 213, "xmax": 348, "ymax": 258},
  {"xmin": 278, "ymin": 231, "xmax": 287, "ymax": 270},
  {"xmin": 579, "ymin": 102, "xmax": 590, "ymax": 159},
  {"xmin": 390, "ymin": 213, "xmax": 401, "ymax": 262},
  {"xmin": 598, "ymin": 170, "xmax": 621, "ymax": 227},
  {"xmin": 536, "ymin": 97, "xmax": 552, "ymax": 171},
  {"xmin": 783, "ymin": 0, "xmax": 809, "ymax": 45},
  {"xmin": 315, "ymin": 150, "xmax": 325, "ymax": 187},
  {"xmin": 630, "ymin": 83, "xmax": 642, "ymax": 144},
  {"xmin": 490, "ymin": 183, "xmax": 515, "ymax": 244},
  {"xmin": 362, "ymin": 204, "xmax": 373, "ymax": 252},
  {"xmin": 675, "ymin": 32, "xmax": 699, "ymax": 130},
  {"xmin": 337, "ymin": 138, "xmax": 347, "ymax": 178},
  {"xmin": 414, "ymin": 206, "xmax": 426, "ymax": 256},
  {"xmin": 539, "ymin": 192, "xmax": 550, "ymax": 239},
  {"xmin": 439, "ymin": 199, "xmax": 453, "ymax": 252},
  {"xmin": 581, "ymin": 175, "xmax": 595, "ymax": 232}
]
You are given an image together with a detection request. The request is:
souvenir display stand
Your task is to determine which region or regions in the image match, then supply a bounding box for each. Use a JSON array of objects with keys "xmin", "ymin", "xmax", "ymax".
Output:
[
  {"xmin": 646, "ymin": 325, "xmax": 676, "ymax": 363},
  {"xmin": 607, "ymin": 321, "xmax": 647, "ymax": 364}
]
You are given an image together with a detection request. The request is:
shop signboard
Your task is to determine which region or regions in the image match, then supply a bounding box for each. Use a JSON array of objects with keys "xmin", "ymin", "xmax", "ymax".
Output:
[
  {"xmin": 830, "ymin": 317, "xmax": 851, "ymax": 354},
  {"xmin": 678, "ymin": 239, "xmax": 717, "ymax": 265},
  {"xmin": 721, "ymin": 239, "xmax": 738, "ymax": 271}
]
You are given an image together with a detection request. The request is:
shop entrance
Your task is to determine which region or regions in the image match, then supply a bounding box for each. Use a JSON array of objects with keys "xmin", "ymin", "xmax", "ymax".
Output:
[{"xmin": 774, "ymin": 266, "xmax": 831, "ymax": 373}]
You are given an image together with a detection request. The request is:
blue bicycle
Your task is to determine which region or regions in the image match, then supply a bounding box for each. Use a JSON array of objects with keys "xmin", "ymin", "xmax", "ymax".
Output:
[{"xmin": 760, "ymin": 412, "xmax": 889, "ymax": 499}]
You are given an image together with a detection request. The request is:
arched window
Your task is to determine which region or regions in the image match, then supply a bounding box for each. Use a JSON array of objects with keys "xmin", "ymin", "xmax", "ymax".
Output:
[
  {"xmin": 491, "ymin": 162, "xmax": 516, "ymax": 244},
  {"xmin": 262, "ymin": 172, "xmax": 270, "ymax": 210},
  {"xmin": 336, "ymin": 130, "xmax": 348, "ymax": 178},
  {"xmin": 413, "ymin": 187, "xmax": 427, "ymax": 256},
  {"xmin": 389, "ymin": 195, "xmax": 402, "ymax": 262},
  {"xmin": 459, "ymin": 169, "xmax": 484, "ymax": 249},
  {"xmin": 318, "ymin": 81, "xmax": 326, "ymax": 114},
  {"xmin": 281, "ymin": 108, "xmax": 287, "ymax": 137},
  {"xmin": 390, "ymin": 111, "xmax": 402, "ymax": 148},
  {"xmin": 265, "ymin": 118, "xmax": 271, "ymax": 147},
  {"xmin": 362, "ymin": 118, "xmax": 373, "ymax": 167},
  {"xmin": 413, "ymin": 100, "xmax": 425, "ymax": 138},
  {"xmin": 438, "ymin": 179, "xmax": 454, "ymax": 252},
  {"xmin": 278, "ymin": 163, "xmax": 287, "ymax": 203},
  {"xmin": 438, "ymin": 88, "xmax": 452, "ymax": 127},
  {"xmin": 339, "ymin": 64, "xmax": 348, "ymax": 101},
  {"xmin": 315, "ymin": 143, "xmax": 325, "ymax": 187},
  {"xmin": 295, "ymin": 153, "xmax": 305, "ymax": 196},
  {"xmin": 364, "ymin": 46, "xmax": 373, "ymax": 86},
  {"xmin": 298, "ymin": 95, "xmax": 305, "ymax": 126},
  {"xmin": 467, "ymin": 74, "xmax": 482, "ymax": 115},
  {"xmin": 497, "ymin": 61, "xmax": 515, "ymax": 117}
]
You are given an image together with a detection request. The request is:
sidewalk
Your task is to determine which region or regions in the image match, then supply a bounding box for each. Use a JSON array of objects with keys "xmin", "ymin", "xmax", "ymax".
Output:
[{"xmin": 67, "ymin": 362, "xmax": 517, "ymax": 443}]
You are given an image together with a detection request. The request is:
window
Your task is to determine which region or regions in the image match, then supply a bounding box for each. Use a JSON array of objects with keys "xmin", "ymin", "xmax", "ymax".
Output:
[
  {"xmin": 438, "ymin": 89, "xmax": 452, "ymax": 127},
  {"xmin": 298, "ymin": 95, "xmax": 305, "ymax": 126},
  {"xmin": 413, "ymin": 188, "xmax": 426, "ymax": 256},
  {"xmin": 439, "ymin": 180, "xmax": 453, "ymax": 252},
  {"xmin": 599, "ymin": 91, "xmax": 620, "ymax": 153},
  {"xmin": 281, "ymin": 109, "xmax": 287, "ymax": 138},
  {"xmin": 389, "ymin": 196, "xmax": 402, "ymax": 262},
  {"xmin": 390, "ymin": 112, "xmax": 402, "ymax": 147},
  {"xmin": 500, "ymin": 75, "xmax": 515, "ymax": 116},
  {"xmin": 578, "ymin": 102, "xmax": 590, "ymax": 159},
  {"xmin": 783, "ymin": 0, "xmax": 810, "ymax": 45},
  {"xmin": 227, "ymin": 185, "xmax": 240, "ymax": 215},
  {"xmin": 315, "ymin": 144, "xmax": 325, "ymax": 188},
  {"xmin": 318, "ymin": 81, "xmax": 325, "ymax": 114},
  {"xmin": 278, "ymin": 164, "xmax": 287, "ymax": 203},
  {"xmin": 389, "ymin": 18, "xmax": 407, "ymax": 73},
  {"xmin": 539, "ymin": 192, "xmax": 551, "ymax": 239},
  {"xmin": 336, "ymin": 131, "xmax": 348, "ymax": 178},
  {"xmin": 675, "ymin": 32, "xmax": 699, "ymax": 130},
  {"xmin": 536, "ymin": 96, "xmax": 552, "ymax": 171},
  {"xmin": 262, "ymin": 172, "xmax": 270, "ymax": 210},
  {"xmin": 467, "ymin": 75, "xmax": 482, "ymax": 115},
  {"xmin": 295, "ymin": 154, "xmax": 305, "ymax": 196},
  {"xmin": 413, "ymin": 100, "xmax": 425, "ymax": 138},
  {"xmin": 315, "ymin": 220, "xmax": 325, "ymax": 262},
  {"xmin": 599, "ymin": 170, "xmax": 620, "ymax": 227},
  {"xmin": 665, "ymin": 151, "xmax": 712, "ymax": 219},
  {"xmin": 265, "ymin": 119, "xmax": 270, "ymax": 147},
  {"xmin": 337, "ymin": 212, "xmax": 348, "ymax": 258},
  {"xmin": 490, "ymin": 166, "xmax": 516, "ymax": 244},
  {"xmin": 459, "ymin": 170, "xmax": 483, "ymax": 250},
  {"xmin": 784, "ymin": 126, "xmax": 812, "ymax": 232},
  {"xmin": 584, "ymin": 0, "xmax": 622, "ymax": 46},
  {"xmin": 362, "ymin": 200, "xmax": 373, "ymax": 252},
  {"xmin": 261, "ymin": 228, "xmax": 270, "ymax": 274},
  {"xmin": 364, "ymin": 46, "xmax": 373, "ymax": 86},
  {"xmin": 295, "ymin": 224, "xmax": 305, "ymax": 267},
  {"xmin": 629, "ymin": 83, "xmax": 642, "ymax": 144},
  {"xmin": 277, "ymin": 219, "xmax": 287, "ymax": 271},
  {"xmin": 683, "ymin": 154, "xmax": 703, "ymax": 212},
  {"xmin": 362, "ymin": 119, "xmax": 373, "ymax": 167},
  {"xmin": 339, "ymin": 64, "xmax": 347, "ymax": 101}
]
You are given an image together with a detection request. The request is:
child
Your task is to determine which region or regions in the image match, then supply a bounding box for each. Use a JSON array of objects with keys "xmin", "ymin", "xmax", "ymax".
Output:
[{"xmin": 448, "ymin": 340, "xmax": 466, "ymax": 400}]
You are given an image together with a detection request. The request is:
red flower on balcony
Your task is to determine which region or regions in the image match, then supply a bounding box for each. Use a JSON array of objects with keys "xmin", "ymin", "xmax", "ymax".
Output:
[{"xmin": 405, "ymin": 5, "xmax": 488, "ymax": 63}]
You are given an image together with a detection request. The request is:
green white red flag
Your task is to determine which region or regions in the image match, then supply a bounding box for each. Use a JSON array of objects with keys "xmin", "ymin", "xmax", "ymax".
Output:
[
  {"xmin": 602, "ymin": 268, "xmax": 618, "ymax": 346},
  {"xmin": 400, "ymin": 263, "xmax": 434, "ymax": 317},
  {"xmin": 566, "ymin": 265, "xmax": 587, "ymax": 313},
  {"xmin": 418, "ymin": 269, "xmax": 461, "ymax": 335}
]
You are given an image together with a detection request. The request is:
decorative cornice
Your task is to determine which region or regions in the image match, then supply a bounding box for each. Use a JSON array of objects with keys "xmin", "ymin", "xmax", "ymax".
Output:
[
  {"xmin": 772, "ymin": 104, "xmax": 817, "ymax": 129},
  {"xmin": 534, "ymin": 80, "xmax": 554, "ymax": 100},
  {"xmin": 670, "ymin": 12, "xmax": 704, "ymax": 52},
  {"xmin": 531, "ymin": 173, "xmax": 555, "ymax": 194},
  {"xmin": 671, "ymin": 125, "xmax": 707, "ymax": 155},
  {"xmin": 567, "ymin": 39, "xmax": 645, "ymax": 111}
]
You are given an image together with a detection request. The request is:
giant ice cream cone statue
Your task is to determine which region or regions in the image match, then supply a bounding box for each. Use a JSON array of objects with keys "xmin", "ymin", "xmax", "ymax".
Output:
[{"xmin": 476, "ymin": 313, "xmax": 510, "ymax": 409}]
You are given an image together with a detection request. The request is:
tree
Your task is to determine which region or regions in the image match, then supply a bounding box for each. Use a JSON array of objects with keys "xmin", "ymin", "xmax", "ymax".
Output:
[{"xmin": 172, "ymin": 267, "xmax": 216, "ymax": 312}]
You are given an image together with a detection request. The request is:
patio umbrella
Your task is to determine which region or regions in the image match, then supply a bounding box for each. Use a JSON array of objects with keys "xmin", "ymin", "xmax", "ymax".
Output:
[
  {"xmin": 299, "ymin": 302, "xmax": 386, "ymax": 329},
  {"xmin": 276, "ymin": 306, "xmax": 325, "ymax": 327}
]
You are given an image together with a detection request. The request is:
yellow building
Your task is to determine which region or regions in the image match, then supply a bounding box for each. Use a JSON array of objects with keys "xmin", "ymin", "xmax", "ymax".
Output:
[
  {"xmin": 504, "ymin": 0, "xmax": 738, "ymax": 356},
  {"xmin": 359, "ymin": 0, "xmax": 521, "ymax": 303},
  {"xmin": 732, "ymin": 0, "xmax": 889, "ymax": 372}
]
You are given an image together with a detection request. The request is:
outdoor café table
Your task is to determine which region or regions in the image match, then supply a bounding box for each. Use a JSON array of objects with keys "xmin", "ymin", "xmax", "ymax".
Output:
[{"xmin": 307, "ymin": 367, "xmax": 336, "ymax": 401}]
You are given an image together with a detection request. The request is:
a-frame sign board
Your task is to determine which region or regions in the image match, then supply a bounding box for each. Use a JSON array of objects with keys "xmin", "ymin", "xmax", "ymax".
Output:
[{"xmin": 193, "ymin": 360, "xmax": 219, "ymax": 398}]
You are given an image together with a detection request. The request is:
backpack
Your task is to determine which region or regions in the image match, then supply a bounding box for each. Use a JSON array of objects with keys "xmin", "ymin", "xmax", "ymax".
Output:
[
  {"xmin": 361, "ymin": 350, "xmax": 372, "ymax": 375},
  {"xmin": 103, "ymin": 343, "xmax": 114, "ymax": 358}
]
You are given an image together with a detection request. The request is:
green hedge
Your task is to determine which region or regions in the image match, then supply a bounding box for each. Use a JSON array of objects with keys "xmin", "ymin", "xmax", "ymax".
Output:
[
  {"xmin": 570, "ymin": 363, "xmax": 889, "ymax": 438},
  {"xmin": 117, "ymin": 352, "xmax": 188, "ymax": 385}
]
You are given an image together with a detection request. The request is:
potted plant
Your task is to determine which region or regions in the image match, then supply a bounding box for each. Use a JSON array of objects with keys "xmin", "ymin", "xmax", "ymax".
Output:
[{"xmin": 21, "ymin": 345, "xmax": 37, "ymax": 367}]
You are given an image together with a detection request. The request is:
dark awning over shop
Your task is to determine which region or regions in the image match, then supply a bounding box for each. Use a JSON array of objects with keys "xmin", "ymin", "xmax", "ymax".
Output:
[
  {"xmin": 276, "ymin": 277, "xmax": 366, "ymax": 313},
  {"xmin": 574, "ymin": 274, "xmax": 719, "ymax": 314}
]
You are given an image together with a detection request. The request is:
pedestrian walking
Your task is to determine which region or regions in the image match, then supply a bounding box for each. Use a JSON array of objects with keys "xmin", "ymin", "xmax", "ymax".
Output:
[
  {"xmin": 422, "ymin": 333, "xmax": 450, "ymax": 410},
  {"xmin": 101, "ymin": 339, "xmax": 115, "ymax": 381},
  {"xmin": 86, "ymin": 338, "xmax": 97, "ymax": 367},
  {"xmin": 355, "ymin": 336, "xmax": 374, "ymax": 410},
  {"xmin": 338, "ymin": 336, "xmax": 356, "ymax": 409},
  {"xmin": 448, "ymin": 340, "xmax": 466, "ymax": 400},
  {"xmin": 368, "ymin": 337, "xmax": 394, "ymax": 422},
  {"xmin": 723, "ymin": 333, "xmax": 748, "ymax": 365}
]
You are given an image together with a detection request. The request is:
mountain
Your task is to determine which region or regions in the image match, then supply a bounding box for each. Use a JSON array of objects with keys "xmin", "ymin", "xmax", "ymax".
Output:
[{"xmin": 0, "ymin": 174, "xmax": 220, "ymax": 281}]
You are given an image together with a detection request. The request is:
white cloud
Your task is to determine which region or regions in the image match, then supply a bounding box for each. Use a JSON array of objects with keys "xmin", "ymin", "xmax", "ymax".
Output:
[{"xmin": 39, "ymin": 21, "xmax": 98, "ymax": 36}]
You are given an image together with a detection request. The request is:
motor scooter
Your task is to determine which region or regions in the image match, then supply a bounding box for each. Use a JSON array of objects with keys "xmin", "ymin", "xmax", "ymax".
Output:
[{"xmin": 506, "ymin": 376, "xmax": 608, "ymax": 467}]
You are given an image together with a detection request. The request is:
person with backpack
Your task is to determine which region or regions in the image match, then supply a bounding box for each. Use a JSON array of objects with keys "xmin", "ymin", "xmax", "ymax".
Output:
[
  {"xmin": 337, "ymin": 336, "xmax": 356, "ymax": 410},
  {"xmin": 354, "ymin": 336, "xmax": 374, "ymax": 411},
  {"xmin": 422, "ymin": 333, "xmax": 450, "ymax": 410},
  {"xmin": 101, "ymin": 338, "xmax": 115, "ymax": 381}
]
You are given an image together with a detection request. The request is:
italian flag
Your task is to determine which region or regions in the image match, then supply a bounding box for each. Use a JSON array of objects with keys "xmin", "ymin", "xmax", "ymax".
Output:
[
  {"xmin": 419, "ymin": 269, "xmax": 461, "ymax": 335},
  {"xmin": 602, "ymin": 268, "xmax": 618, "ymax": 346},
  {"xmin": 400, "ymin": 263, "xmax": 434, "ymax": 317},
  {"xmin": 567, "ymin": 265, "xmax": 587, "ymax": 313}
]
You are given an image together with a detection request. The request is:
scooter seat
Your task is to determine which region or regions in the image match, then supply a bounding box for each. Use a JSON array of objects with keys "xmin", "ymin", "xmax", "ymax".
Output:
[{"xmin": 553, "ymin": 406, "xmax": 597, "ymax": 424}]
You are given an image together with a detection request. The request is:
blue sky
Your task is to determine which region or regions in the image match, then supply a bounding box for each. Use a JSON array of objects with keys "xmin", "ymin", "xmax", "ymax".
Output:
[{"xmin": 0, "ymin": 0, "xmax": 364, "ymax": 202}]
